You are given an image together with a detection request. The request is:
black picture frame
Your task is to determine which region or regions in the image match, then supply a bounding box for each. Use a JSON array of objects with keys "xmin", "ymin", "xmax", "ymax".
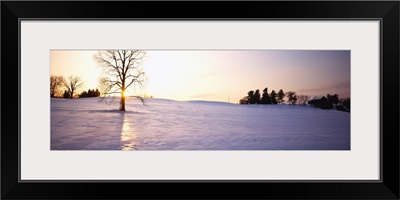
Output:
[{"xmin": 2, "ymin": 1, "xmax": 399, "ymax": 199}]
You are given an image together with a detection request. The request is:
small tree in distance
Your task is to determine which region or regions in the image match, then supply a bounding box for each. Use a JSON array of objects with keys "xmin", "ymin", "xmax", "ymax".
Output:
[
  {"xmin": 247, "ymin": 90, "xmax": 255, "ymax": 104},
  {"xmin": 50, "ymin": 75, "xmax": 64, "ymax": 97},
  {"xmin": 270, "ymin": 90, "xmax": 278, "ymax": 104},
  {"xmin": 63, "ymin": 75, "xmax": 85, "ymax": 99},
  {"xmin": 261, "ymin": 87, "xmax": 271, "ymax": 104},
  {"xmin": 277, "ymin": 89, "xmax": 285, "ymax": 104},
  {"xmin": 286, "ymin": 91, "xmax": 297, "ymax": 105},
  {"xmin": 297, "ymin": 94, "xmax": 310, "ymax": 105},
  {"xmin": 253, "ymin": 89, "xmax": 261, "ymax": 104}
]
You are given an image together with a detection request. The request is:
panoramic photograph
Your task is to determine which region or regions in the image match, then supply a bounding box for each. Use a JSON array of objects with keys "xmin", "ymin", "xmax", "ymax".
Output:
[{"xmin": 50, "ymin": 50, "xmax": 350, "ymax": 150}]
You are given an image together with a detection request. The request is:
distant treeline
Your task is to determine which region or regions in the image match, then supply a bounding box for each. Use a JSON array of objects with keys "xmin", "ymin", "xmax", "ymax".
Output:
[
  {"xmin": 62, "ymin": 88, "xmax": 100, "ymax": 99},
  {"xmin": 51, "ymin": 75, "xmax": 100, "ymax": 99},
  {"xmin": 79, "ymin": 89, "xmax": 101, "ymax": 98},
  {"xmin": 61, "ymin": 89, "xmax": 100, "ymax": 99},
  {"xmin": 239, "ymin": 88, "xmax": 298, "ymax": 105},
  {"xmin": 239, "ymin": 86, "xmax": 350, "ymax": 112}
]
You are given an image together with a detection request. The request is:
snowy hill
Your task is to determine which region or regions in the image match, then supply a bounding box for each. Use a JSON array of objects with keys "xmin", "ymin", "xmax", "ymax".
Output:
[{"xmin": 51, "ymin": 97, "xmax": 350, "ymax": 150}]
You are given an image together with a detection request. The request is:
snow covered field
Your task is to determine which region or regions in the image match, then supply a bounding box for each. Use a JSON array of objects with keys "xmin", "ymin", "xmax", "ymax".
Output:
[{"xmin": 51, "ymin": 97, "xmax": 350, "ymax": 150}]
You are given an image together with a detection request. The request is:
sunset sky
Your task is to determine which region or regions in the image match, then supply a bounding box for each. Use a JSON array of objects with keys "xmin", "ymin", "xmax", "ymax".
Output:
[{"xmin": 50, "ymin": 50, "xmax": 350, "ymax": 102}]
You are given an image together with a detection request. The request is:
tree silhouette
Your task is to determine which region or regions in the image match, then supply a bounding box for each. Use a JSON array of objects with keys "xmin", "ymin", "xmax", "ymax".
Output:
[
  {"xmin": 261, "ymin": 87, "xmax": 271, "ymax": 104},
  {"xmin": 326, "ymin": 93, "xmax": 332, "ymax": 104},
  {"xmin": 79, "ymin": 88, "xmax": 101, "ymax": 98},
  {"xmin": 63, "ymin": 75, "xmax": 85, "ymax": 99},
  {"xmin": 80, "ymin": 90, "xmax": 88, "ymax": 97},
  {"xmin": 247, "ymin": 90, "xmax": 255, "ymax": 104},
  {"xmin": 253, "ymin": 89, "xmax": 261, "ymax": 104},
  {"xmin": 239, "ymin": 96, "xmax": 249, "ymax": 104},
  {"xmin": 270, "ymin": 90, "xmax": 278, "ymax": 104},
  {"xmin": 331, "ymin": 94, "xmax": 339, "ymax": 106},
  {"xmin": 95, "ymin": 88, "xmax": 100, "ymax": 97},
  {"xmin": 297, "ymin": 94, "xmax": 310, "ymax": 105},
  {"xmin": 50, "ymin": 75, "xmax": 64, "ymax": 97},
  {"xmin": 286, "ymin": 91, "xmax": 297, "ymax": 105},
  {"xmin": 94, "ymin": 50, "xmax": 146, "ymax": 111},
  {"xmin": 326, "ymin": 93, "xmax": 339, "ymax": 106},
  {"xmin": 277, "ymin": 89, "xmax": 285, "ymax": 104},
  {"xmin": 63, "ymin": 90, "xmax": 71, "ymax": 99}
]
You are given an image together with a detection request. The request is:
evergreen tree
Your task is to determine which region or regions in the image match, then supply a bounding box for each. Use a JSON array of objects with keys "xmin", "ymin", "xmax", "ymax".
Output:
[
  {"xmin": 247, "ymin": 90, "xmax": 255, "ymax": 104},
  {"xmin": 277, "ymin": 89, "xmax": 285, "ymax": 104},
  {"xmin": 253, "ymin": 89, "xmax": 261, "ymax": 104},
  {"xmin": 80, "ymin": 91, "xmax": 88, "ymax": 97},
  {"xmin": 95, "ymin": 88, "xmax": 100, "ymax": 97},
  {"xmin": 261, "ymin": 87, "xmax": 271, "ymax": 104},
  {"xmin": 63, "ymin": 90, "xmax": 71, "ymax": 99},
  {"xmin": 270, "ymin": 90, "xmax": 278, "ymax": 104}
]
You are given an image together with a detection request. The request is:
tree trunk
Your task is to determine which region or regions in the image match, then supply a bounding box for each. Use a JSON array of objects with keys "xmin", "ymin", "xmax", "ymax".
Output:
[{"xmin": 120, "ymin": 94, "xmax": 126, "ymax": 111}]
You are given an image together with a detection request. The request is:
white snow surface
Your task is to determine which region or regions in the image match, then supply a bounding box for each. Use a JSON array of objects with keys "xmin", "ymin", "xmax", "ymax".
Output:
[{"xmin": 51, "ymin": 97, "xmax": 350, "ymax": 150}]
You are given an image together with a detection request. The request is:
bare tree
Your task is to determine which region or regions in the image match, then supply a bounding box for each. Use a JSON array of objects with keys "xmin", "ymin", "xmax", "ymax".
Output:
[
  {"xmin": 94, "ymin": 50, "xmax": 146, "ymax": 111},
  {"xmin": 303, "ymin": 95, "xmax": 310, "ymax": 105},
  {"xmin": 297, "ymin": 94, "xmax": 304, "ymax": 105},
  {"xmin": 63, "ymin": 75, "xmax": 85, "ymax": 99},
  {"xmin": 50, "ymin": 75, "xmax": 64, "ymax": 97},
  {"xmin": 297, "ymin": 94, "xmax": 310, "ymax": 105}
]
